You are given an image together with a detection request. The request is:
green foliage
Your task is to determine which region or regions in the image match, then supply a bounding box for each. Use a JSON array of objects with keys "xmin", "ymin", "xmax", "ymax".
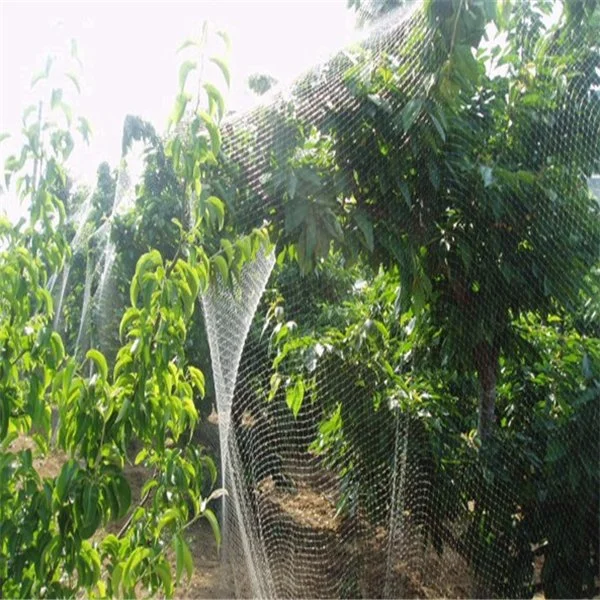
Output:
[
  {"xmin": 248, "ymin": 73, "xmax": 278, "ymax": 96},
  {"xmin": 251, "ymin": 0, "xmax": 600, "ymax": 445},
  {"xmin": 0, "ymin": 30, "xmax": 259, "ymax": 597},
  {"xmin": 266, "ymin": 255, "xmax": 599, "ymax": 596},
  {"xmin": 108, "ymin": 24, "xmax": 272, "ymax": 421},
  {"xmin": 91, "ymin": 162, "xmax": 116, "ymax": 221},
  {"xmin": 266, "ymin": 265, "xmax": 423, "ymax": 520},
  {"xmin": 3, "ymin": 4, "xmax": 596, "ymax": 597},
  {"xmin": 243, "ymin": 3, "xmax": 600, "ymax": 594}
]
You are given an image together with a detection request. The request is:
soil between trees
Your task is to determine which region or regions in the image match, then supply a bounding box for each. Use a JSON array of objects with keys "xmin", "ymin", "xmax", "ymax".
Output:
[{"xmin": 9, "ymin": 434, "xmax": 550, "ymax": 599}]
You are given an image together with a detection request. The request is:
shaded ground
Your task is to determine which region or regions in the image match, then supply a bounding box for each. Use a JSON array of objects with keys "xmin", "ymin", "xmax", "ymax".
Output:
[
  {"xmin": 9, "ymin": 435, "xmax": 559, "ymax": 599},
  {"xmin": 175, "ymin": 520, "xmax": 235, "ymax": 600},
  {"xmin": 7, "ymin": 435, "xmax": 475, "ymax": 598},
  {"xmin": 257, "ymin": 475, "xmax": 474, "ymax": 599}
]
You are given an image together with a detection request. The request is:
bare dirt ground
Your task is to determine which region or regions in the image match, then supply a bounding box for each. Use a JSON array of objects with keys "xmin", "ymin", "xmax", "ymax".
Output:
[
  {"xmin": 257, "ymin": 475, "xmax": 474, "ymax": 599},
  {"xmin": 9, "ymin": 435, "xmax": 560, "ymax": 599},
  {"xmin": 174, "ymin": 520, "xmax": 235, "ymax": 600},
  {"xmin": 8, "ymin": 434, "xmax": 475, "ymax": 599}
]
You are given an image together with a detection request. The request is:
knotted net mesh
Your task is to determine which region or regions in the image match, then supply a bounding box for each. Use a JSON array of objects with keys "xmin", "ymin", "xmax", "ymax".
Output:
[
  {"xmin": 3, "ymin": 0, "xmax": 597, "ymax": 597},
  {"xmin": 50, "ymin": 1, "xmax": 598, "ymax": 597},
  {"xmin": 195, "ymin": 2, "xmax": 600, "ymax": 598},
  {"xmin": 192, "ymin": 3, "xmax": 600, "ymax": 598}
]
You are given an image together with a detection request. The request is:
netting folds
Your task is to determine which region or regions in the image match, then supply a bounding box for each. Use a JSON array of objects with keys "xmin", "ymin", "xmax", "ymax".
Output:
[
  {"xmin": 202, "ymin": 248, "xmax": 277, "ymax": 598},
  {"xmin": 203, "ymin": 261, "xmax": 475, "ymax": 598},
  {"xmin": 196, "ymin": 2, "xmax": 600, "ymax": 598}
]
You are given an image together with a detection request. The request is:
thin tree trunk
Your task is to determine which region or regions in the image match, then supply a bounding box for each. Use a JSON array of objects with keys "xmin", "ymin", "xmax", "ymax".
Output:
[{"xmin": 474, "ymin": 341, "xmax": 499, "ymax": 442}]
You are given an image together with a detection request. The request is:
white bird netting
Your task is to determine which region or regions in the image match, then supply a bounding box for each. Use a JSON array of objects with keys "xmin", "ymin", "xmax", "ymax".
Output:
[
  {"xmin": 195, "ymin": 2, "xmax": 600, "ymax": 598},
  {"xmin": 55, "ymin": 1, "xmax": 599, "ymax": 597}
]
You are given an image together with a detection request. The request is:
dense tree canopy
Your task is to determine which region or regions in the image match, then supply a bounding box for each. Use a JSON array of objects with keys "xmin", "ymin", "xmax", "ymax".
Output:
[
  {"xmin": 204, "ymin": 0, "xmax": 600, "ymax": 594},
  {"xmin": 0, "ymin": 0, "xmax": 598, "ymax": 597},
  {"xmin": 206, "ymin": 0, "xmax": 600, "ymax": 441}
]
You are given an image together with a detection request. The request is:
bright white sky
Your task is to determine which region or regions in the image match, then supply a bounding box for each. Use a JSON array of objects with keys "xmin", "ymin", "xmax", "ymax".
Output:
[{"xmin": 0, "ymin": 1, "xmax": 355, "ymax": 219}]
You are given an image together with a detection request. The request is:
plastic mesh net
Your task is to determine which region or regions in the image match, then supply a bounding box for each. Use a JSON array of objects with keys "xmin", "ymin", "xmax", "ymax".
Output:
[
  {"xmin": 47, "ymin": 1, "xmax": 598, "ymax": 597},
  {"xmin": 196, "ymin": 2, "xmax": 600, "ymax": 598}
]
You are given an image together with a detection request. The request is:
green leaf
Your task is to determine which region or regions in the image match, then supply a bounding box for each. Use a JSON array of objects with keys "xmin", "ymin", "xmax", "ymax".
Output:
[
  {"xmin": 212, "ymin": 255, "xmax": 229, "ymax": 282},
  {"xmin": 220, "ymin": 238, "xmax": 234, "ymax": 262},
  {"xmin": 429, "ymin": 112, "xmax": 446, "ymax": 141},
  {"xmin": 173, "ymin": 535, "xmax": 185, "ymax": 584},
  {"xmin": 77, "ymin": 116, "xmax": 92, "ymax": 143},
  {"xmin": 285, "ymin": 200, "xmax": 308, "ymax": 232},
  {"xmin": 180, "ymin": 260, "xmax": 200, "ymax": 299},
  {"xmin": 39, "ymin": 537, "xmax": 59, "ymax": 581},
  {"xmin": 354, "ymin": 211, "xmax": 374, "ymax": 252},
  {"xmin": 178, "ymin": 60, "xmax": 197, "ymax": 92},
  {"xmin": 155, "ymin": 561, "xmax": 174, "ymax": 598},
  {"xmin": 268, "ymin": 373, "xmax": 282, "ymax": 402},
  {"xmin": 70, "ymin": 38, "xmax": 83, "ymax": 66},
  {"xmin": 217, "ymin": 30, "xmax": 232, "ymax": 53},
  {"xmin": 287, "ymin": 170, "xmax": 298, "ymax": 199},
  {"xmin": 119, "ymin": 307, "xmax": 139, "ymax": 340},
  {"xmin": 400, "ymin": 98, "xmax": 423, "ymax": 132},
  {"xmin": 50, "ymin": 331, "xmax": 65, "ymax": 366},
  {"xmin": 206, "ymin": 195, "xmax": 225, "ymax": 229},
  {"xmin": 521, "ymin": 93, "xmax": 542, "ymax": 107},
  {"xmin": 112, "ymin": 474, "xmax": 131, "ymax": 519},
  {"xmin": 123, "ymin": 547, "xmax": 151, "ymax": 584},
  {"xmin": 86, "ymin": 349, "xmax": 108, "ymax": 380},
  {"xmin": 372, "ymin": 319, "xmax": 389, "ymax": 338},
  {"xmin": 188, "ymin": 366, "xmax": 206, "ymax": 397},
  {"xmin": 134, "ymin": 250, "xmax": 163, "ymax": 286},
  {"xmin": 203, "ymin": 508, "xmax": 221, "ymax": 550},
  {"xmin": 170, "ymin": 93, "xmax": 190, "ymax": 126},
  {"xmin": 236, "ymin": 236, "xmax": 253, "ymax": 261},
  {"xmin": 111, "ymin": 563, "xmax": 123, "ymax": 596},
  {"xmin": 141, "ymin": 479, "xmax": 159, "ymax": 497},
  {"xmin": 81, "ymin": 483, "xmax": 101, "ymax": 538},
  {"xmin": 202, "ymin": 455, "xmax": 218, "ymax": 488},
  {"xmin": 66, "ymin": 72, "xmax": 81, "ymax": 94},
  {"xmin": 303, "ymin": 218, "xmax": 318, "ymax": 265},
  {"xmin": 104, "ymin": 483, "xmax": 120, "ymax": 522},
  {"xmin": 209, "ymin": 56, "xmax": 231, "ymax": 88},
  {"xmin": 31, "ymin": 56, "xmax": 54, "ymax": 87},
  {"xmin": 204, "ymin": 82, "xmax": 225, "ymax": 121},
  {"xmin": 168, "ymin": 136, "xmax": 182, "ymax": 169},
  {"xmin": 199, "ymin": 111, "xmax": 221, "ymax": 155},
  {"xmin": 177, "ymin": 38, "xmax": 198, "ymax": 53},
  {"xmin": 130, "ymin": 275, "xmax": 140, "ymax": 308},
  {"xmin": 286, "ymin": 378, "xmax": 305, "ymax": 418},
  {"xmin": 157, "ymin": 507, "xmax": 181, "ymax": 535},
  {"xmin": 55, "ymin": 459, "xmax": 78, "ymax": 503},
  {"xmin": 453, "ymin": 44, "xmax": 480, "ymax": 82},
  {"xmin": 134, "ymin": 449, "xmax": 148, "ymax": 466}
]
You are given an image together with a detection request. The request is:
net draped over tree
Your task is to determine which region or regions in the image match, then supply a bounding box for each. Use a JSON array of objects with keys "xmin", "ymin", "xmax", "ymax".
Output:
[
  {"xmin": 3, "ymin": 0, "xmax": 598, "ymax": 598},
  {"xmin": 197, "ymin": 1, "xmax": 600, "ymax": 597}
]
